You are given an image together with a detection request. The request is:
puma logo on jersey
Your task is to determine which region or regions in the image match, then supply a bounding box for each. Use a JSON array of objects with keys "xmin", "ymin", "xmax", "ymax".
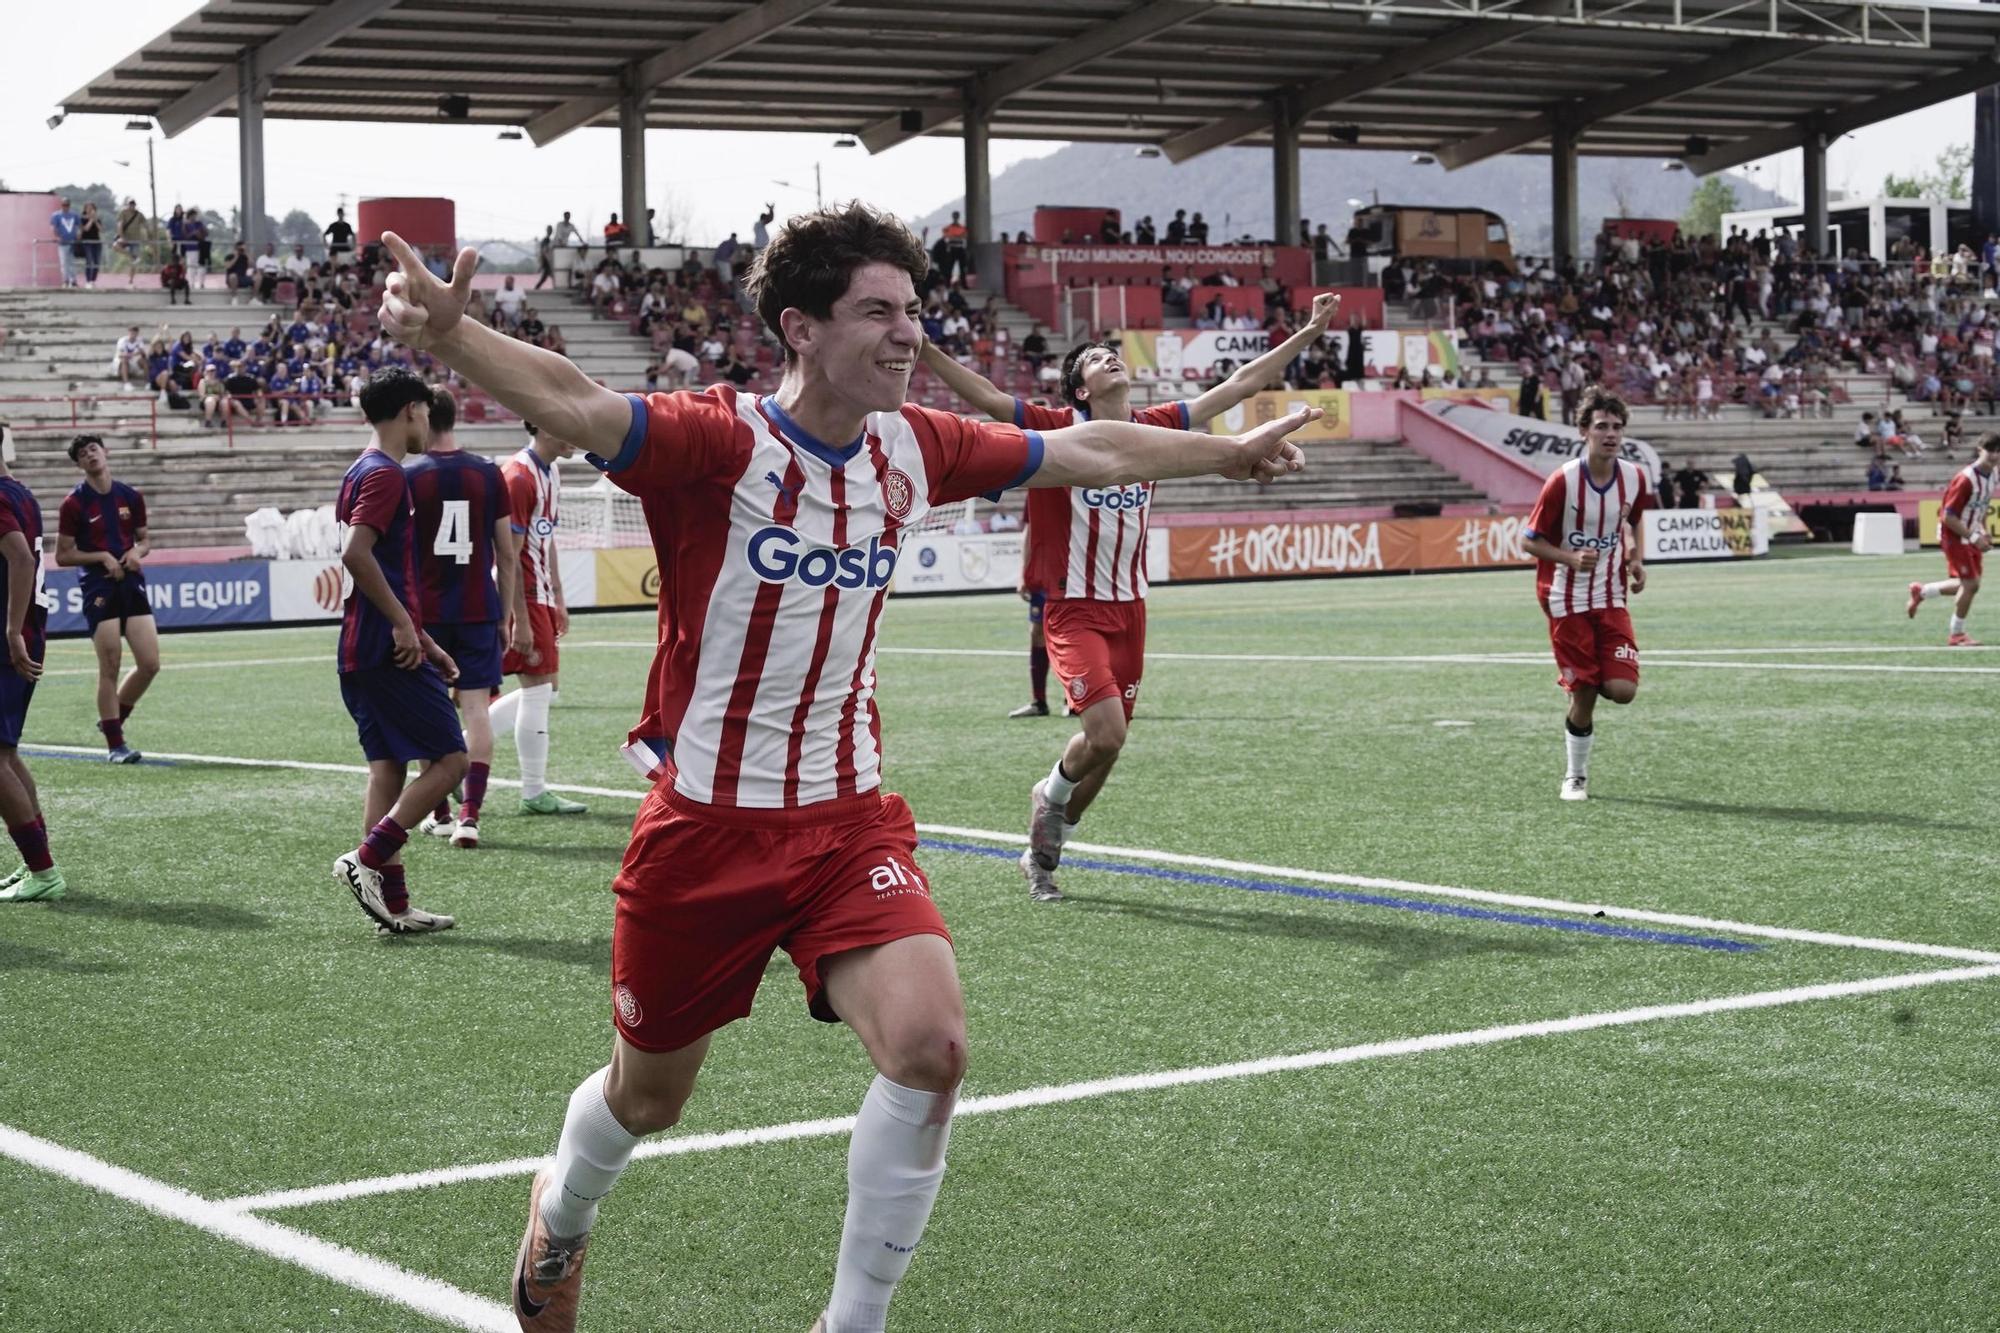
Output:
[
  {"xmin": 867, "ymin": 854, "xmax": 929, "ymax": 899},
  {"xmin": 747, "ymin": 527, "xmax": 897, "ymax": 590},
  {"xmin": 765, "ymin": 471, "xmax": 802, "ymax": 505}
]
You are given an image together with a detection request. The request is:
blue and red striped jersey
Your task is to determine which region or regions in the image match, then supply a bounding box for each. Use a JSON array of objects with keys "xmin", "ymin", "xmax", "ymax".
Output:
[
  {"xmin": 405, "ymin": 450, "xmax": 508, "ymax": 624},
  {"xmin": 57, "ymin": 480, "xmax": 147, "ymax": 594},
  {"xmin": 335, "ymin": 447, "xmax": 419, "ymax": 673},
  {"xmin": 0, "ymin": 478, "xmax": 47, "ymax": 659}
]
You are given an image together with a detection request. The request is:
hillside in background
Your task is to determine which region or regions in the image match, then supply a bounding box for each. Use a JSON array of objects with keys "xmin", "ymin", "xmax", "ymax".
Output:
[{"xmin": 917, "ymin": 143, "xmax": 1781, "ymax": 254}]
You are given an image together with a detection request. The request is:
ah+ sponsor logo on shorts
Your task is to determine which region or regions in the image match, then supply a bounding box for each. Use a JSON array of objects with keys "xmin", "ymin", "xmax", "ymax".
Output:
[{"xmin": 867, "ymin": 854, "xmax": 930, "ymax": 901}]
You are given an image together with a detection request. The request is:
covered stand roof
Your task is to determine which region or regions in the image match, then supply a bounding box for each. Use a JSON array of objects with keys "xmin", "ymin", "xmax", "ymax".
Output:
[{"xmin": 58, "ymin": 0, "xmax": 2000, "ymax": 174}]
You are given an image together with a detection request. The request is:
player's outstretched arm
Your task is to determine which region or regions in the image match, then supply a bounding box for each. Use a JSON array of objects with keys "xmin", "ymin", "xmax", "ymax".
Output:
[
  {"xmin": 376, "ymin": 232, "xmax": 631, "ymax": 457},
  {"xmin": 0, "ymin": 532, "xmax": 40, "ymax": 681},
  {"xmin": 1183, "ymin": 292, "xmax": 1340, "ymax": 426},
  {"xmin": 918, "ymin": 340, "xmax": 1014, "ymax": 421},
  {"xmin": 1032, "ymin": 407, "xmax": 1319, "ymax": 489}
]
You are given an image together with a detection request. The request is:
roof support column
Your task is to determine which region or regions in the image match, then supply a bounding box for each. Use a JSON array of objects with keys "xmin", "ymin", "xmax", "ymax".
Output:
[
  {"xmin": 620, "ymin": 77, "xmax": 650, "ymax": 247},
  {"xmin": 236, "ymin": 50, "xmax": 267, "ymax": 251},
  {"xmin": 1272, "ymin": 96, "xmax": 1301, "ymax": 247},
  {"xmin": 1976, "ymin": 87, "xmax": 2000, "ymax": 247},
  {"xmin": 963, "ymin": 94, "xmax": 992, "ymax": 250},
  {"xmin": 1802, "ymin": 128, "xmax": 1828, "ymax": 259},
  {"xmin": 1551, "ymin": 116, "xmax": 1579, "ymax": 269}
]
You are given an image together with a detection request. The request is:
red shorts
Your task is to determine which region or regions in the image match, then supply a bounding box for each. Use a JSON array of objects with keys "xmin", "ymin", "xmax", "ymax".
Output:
[
  {"xmin": 1044, "ymin": 598, "xmax": 1145, "ymax": 719},
  {"xmin": 1942, "ymin": 535, "xmax": 1984, "ymax": 582},
  {"xmin": 609, "ymin": 786, "xmax": 949, "ymax": 1052},
  {"xmin": 1546, "ymin": 606, "xmax": 1640, "ymax": 692},
  {"xmin": 502, "ymin": 602, "xmax": 560, "ymax": 677}
]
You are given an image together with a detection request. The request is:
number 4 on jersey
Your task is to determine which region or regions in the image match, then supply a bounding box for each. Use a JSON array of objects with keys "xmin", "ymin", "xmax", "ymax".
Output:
[{"xmin": 434, "ymin": 499, "xmax": 474, "ymax": 565}]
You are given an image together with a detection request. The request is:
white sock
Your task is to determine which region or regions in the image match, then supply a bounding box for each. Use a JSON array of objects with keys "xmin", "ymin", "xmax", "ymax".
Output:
[
  {"xmin": 1043, "ymin": 759, "xmax": 1077, "ymax": 807},
  {"xmin": 1950, "ymin": 614, "xmax": 1967, "ymax": 636},
  {"xmin": 1921, "ymin": 582, "xmax": 1948, "ymax": 600},
  {"xmin": 824, "ymin": 1076, "xmax": 956, "ymax": 1333},
  {"xmin": 517, "ymin": 683, "xmax": 553, "ymax": 798},
  {"xmin": 538, "ymin": 1067, "xmax": 643, "ymax": 1239},
  {"xmin": 1565, "ymin": 725, "xmax": 1594, "ymax": 780},
  {"xmin": 1061, "ymin": 820, "xmax": 1078, "ymax": 844},
  {"xmin": 488, "ymin": 687, "xmax": 522, "ymax": 737}
]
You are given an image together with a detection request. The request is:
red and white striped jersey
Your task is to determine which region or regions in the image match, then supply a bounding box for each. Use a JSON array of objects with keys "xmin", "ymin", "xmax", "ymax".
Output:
[
  {"xmin": 1526, "ymin": 457, "xmax": 1653, "ymax": 617},
  {"xmin": 503, "ymin": 446, "xmax": 561, "ymax": 606},
  {"xmin": 1017, "ymin": 398, "xmax": 1189, "ymax": 601},
  {"xmin": 1940, "ymin": 463, "xmax": 1995, "ymax": 542},
  {"xmin": 594, "ymin": 387, "xmax": 1042, "ymax": 809}
]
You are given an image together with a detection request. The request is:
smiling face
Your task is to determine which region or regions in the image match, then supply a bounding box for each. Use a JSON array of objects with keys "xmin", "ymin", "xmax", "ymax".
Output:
[
  {"xmin": 1063, "ymin": 342, "xmax": 1129, "ymax": 411},
  {"xmin": 784, "ymin": 260, "xmax": 921, "ymax": 418}
]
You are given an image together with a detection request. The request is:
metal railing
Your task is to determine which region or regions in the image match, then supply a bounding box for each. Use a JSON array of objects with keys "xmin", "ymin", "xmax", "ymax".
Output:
[{"xmin": 0, "ymin": 394, "xmax": 158, "ymax": 448}]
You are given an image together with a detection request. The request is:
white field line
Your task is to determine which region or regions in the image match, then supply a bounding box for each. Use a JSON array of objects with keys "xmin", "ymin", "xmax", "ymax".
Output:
[
  {"xmin": 41, "ymin": 654, "xmax": 326, "ymax": 678},
  {"xmin": 0, "ymin": 1123, "xmax": 513, "ymax": 1332},
  {"xmin": 36, "ymin": 743, "xmax": 2000, "ymax": 966},
  {"xmin": 221, "ymin": 962, "xmax": 2000, "ymax": 1214}
]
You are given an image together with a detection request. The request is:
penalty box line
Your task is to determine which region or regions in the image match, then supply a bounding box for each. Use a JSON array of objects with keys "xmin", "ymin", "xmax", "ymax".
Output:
[
  {"xmin": 219, "ymin": 962, "xmax": 2000, "ymax": 1215},
  {"xmin": 31, "ymin": 742, "xmax": 2000, "ymax": 966}
]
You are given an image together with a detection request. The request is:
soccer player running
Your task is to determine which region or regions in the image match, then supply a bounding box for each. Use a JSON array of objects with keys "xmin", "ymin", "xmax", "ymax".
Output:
[
  {"xmin": 329, "ymin": 366, "xmax": 469, "ymax": 932},
  {"xmin": 919, "ymin": 291, "xmax": 1343, "ymax": 900},
  {"xmin": 0, "ymin": 438, "xmax": 64, "ymax": 904},
  {"xmin": 54, "ymin": 434, "xmax": 158, "ymax": 763},
  {"xmin": 486, "ymin": 422, "xmax": 588, "ymax": 816},
  {"xmin": 1907, "ymin": 431, "xmax": 1998, "ymax": 644},
  {"xmin": 1520, "ymin": 386, "xmax": 1652, "ymax": 801},
  {"xmin": 373, "ymin": 204, "xmax": 1312, "ymax": 1333},
  {"xmin": 406, "ymin": 387, "xmax": 522, "ymax": 848}
]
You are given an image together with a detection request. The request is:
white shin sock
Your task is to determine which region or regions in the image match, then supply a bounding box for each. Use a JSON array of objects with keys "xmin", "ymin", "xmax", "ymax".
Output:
[
  {"xmin": 823, "ymin": 1076, "xmax": 957, "ymax": 1333},
  {"xmin": 1565, "ymin": 726, "xmax": 1594, "ymax": 780},
  {"xmin": 516, "ymin": 684, "xmax": 553, "ymax": 798},
  {"xmin": 539, "ymin": 1067, "xmax": 642, "ymax": 1239},
  {"xmin": 488, "ymin": 687, "xmax": 523, "ymax": 737}
]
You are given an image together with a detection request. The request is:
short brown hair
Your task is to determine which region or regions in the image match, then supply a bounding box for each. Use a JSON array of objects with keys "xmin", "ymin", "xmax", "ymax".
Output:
[
  {"xmin": 1976, "ymin": 431, "xmax": 2000, "ymax": 455},
  {"xmin": 742, "ymin": 201, "xmax": 929, "ymax": 361},
  {"xmin": 1576, "ymin": 385, "xmax": 1629, "ymax": 428}
]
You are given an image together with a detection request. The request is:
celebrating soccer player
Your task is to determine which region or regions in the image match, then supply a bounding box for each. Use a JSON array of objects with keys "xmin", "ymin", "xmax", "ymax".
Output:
[
  {"xmin": 54, "ymin": 434, "xmax": 158, "ymax": 763},
  {"xmin": 406, "ymin": 387, "xmax": 520, "ymax": 847},
  {"xmin": 375, "ymin": 204, "xmax": 1311, "ymax": 1333},
  {"xmin": 1907, "ymin": 431, "xmax": 1998, "ymax": 644},
  {"xmin": 1520, "ymin": 386, "xmax": 1652, "ymax": 801},
  {"xmin": 920, "ymin": 291, "xmax": 1342, "ymax": 900},
  {"xmin": 329, "ymin": 366, "xmax": 468, "ymax": 933},
  {"xmin": 0, "ymin": 435, "xmax": 64, "ymax": 904},
  {"xmin": 485, "ymin": 421, "xmax": 587, "ymax": 816}
]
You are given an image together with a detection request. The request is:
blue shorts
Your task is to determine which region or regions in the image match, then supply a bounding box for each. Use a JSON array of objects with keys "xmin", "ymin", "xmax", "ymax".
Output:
[
  {"xmin": 340, "ymin": 664, "xmax": 467, "ymax": 764},
  {"xmin": 82, "ymin": 577, "xmax": 153, "ymax": 632},
  {"xmin": 1027, "ymin": 589, "xmax": 1046, "ymax": 626},
  {"xmin": 428, "ymin": 621, "xmax": 503, "ymax": 692},
  {"xmin": 0, "ymin": 664, "xmax": 39, "ymax": 747}
]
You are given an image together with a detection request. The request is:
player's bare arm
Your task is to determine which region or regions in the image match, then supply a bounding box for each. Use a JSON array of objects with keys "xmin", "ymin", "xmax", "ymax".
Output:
[
  {"xmin": 376, "ymin": 232, "xmax": 630, "ymax": 456},
  {"xmin": 54, "ymin": 531, "xmax": 124, "ymax": 581},
  {"xmin": 122, "ymin": 524, "xmax": 149, "ymax": 573},
  {"xmin": 550, "ymin": 543, "xmax": 569, "ymax": 638},
  {"xmin": 1, "ymin": 531, "xmax": 41, "ymax": 681},
  {"xmin": 340, "ymin": 522, "xmax": 422, "ymax": 669},
  {"xmin": 917, "ymin": 340, "xmax": 1014, "ymax": 420},
  {"xmin": 1183, "ymin": 292, "xmax": 1340, "ymax": 425},
  {"xmin": 493, "ymin": 517, "xmax": 527, "ymax": 657},
  {"xmin": 1624, "ymin": 523, "xmax": 1646, "ymax": 593},
  {"xmin": 1032, "ymin": 406, "xmax": 1318, "ymax": 488},
  {"xmin": 1523, "ymin": 535, "xmax": 1598, "ymax": 572},
  {"xmin": 419, "ymin": 631, "xmax": 459, "ymax": 685}
]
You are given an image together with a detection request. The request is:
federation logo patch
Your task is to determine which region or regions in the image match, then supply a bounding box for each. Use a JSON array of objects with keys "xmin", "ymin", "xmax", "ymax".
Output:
[
  {"xmin": 883, "ymin": 469, "xmax": 915, "ymax": 520},
  {"xmin": 1068, "ymin": 675, "xmax": 1088, "ymax": 701},
  {"xmin": 614, "ymin": 984, "xmax": 644, "ymax": 1028}
]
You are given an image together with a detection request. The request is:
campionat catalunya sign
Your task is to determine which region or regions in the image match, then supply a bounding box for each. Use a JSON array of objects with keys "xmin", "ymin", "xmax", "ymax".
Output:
[{"xmin": 1641, "ymin": 508, "xmax": 1770, "ymax": 561}]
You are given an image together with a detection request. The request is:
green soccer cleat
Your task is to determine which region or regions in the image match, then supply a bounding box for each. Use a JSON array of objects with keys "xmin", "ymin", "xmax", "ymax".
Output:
[
  {"xmin": 520, "ymin": 791, "xmax": 588, "ymax": 816},
  {"xmin": 0, "ymin": 867, "xmax": 65, "ymax": 903},
  {"xmin": 0, "ymin": 861, "xmax": 27, "ymax": 891}
]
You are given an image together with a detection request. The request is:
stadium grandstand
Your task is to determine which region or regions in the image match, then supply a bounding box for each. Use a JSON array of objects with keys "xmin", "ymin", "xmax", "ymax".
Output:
[{"xmin": 9, "ymin": 3, "xmax": 2000, "ymax": 1331}]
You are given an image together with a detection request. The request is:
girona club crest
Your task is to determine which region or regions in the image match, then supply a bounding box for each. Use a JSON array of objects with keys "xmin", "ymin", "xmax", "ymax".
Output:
[
  {"xmin": 1068, "ymin": 675, "xmax": 1088, "ymax": 701},
  {"xmin": 614, "ymin": 985, "xmax": 644, "ymax": 1028},
  {"xmin": 883, "ymin": 469, "xmax": 915, "ymax": 520}
]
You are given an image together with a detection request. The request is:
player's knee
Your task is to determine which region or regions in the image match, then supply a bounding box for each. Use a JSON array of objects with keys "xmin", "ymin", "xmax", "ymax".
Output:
[
  {"xmin": 1081, "ymin": 714, "xmax": 1127, "ymax": 758},
  {"xmin": 437, "ymin": 750, "xmax": 470, "ymax": 780},
  {"xmin": 877, "ymin": 1023, "xmax": 968, "ymax": 1093},
  {"xmin": 1603, "ymin": 680, "xmax": 1638, "ymax": 705},
  {"xmin": 604, "ymin": 1076, "xmax": 691, "ymax": 1135},
  {"xmin": 1965, "ymin": 576, "xmax": 1981, "ymax": 593}
]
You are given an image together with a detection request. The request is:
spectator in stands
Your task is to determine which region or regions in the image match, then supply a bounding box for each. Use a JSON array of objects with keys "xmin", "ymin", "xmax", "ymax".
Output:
[
  {"xmin": 324, "ymin": 207, "xmax": 356, "ymax": 264},
  {"xmin": 1855, "ymin": 411, "xmax": 1877, "ymax": 448},
  {"xmin": 1134, "ymin": 215, "xmax": 1156, "ymax": 244},
  {"xmin": 1312, "ymin": 223, "xmax": 1335, "ymax": 265},
  {"xmin": 50, "ymin": 197, "xmax": 80, "ymax": 287},
  {"xmin": 752, "ymin": 203, "xmax": 775, "ymax": 255},
  {"xmin": 1656, "ymin": 466, "xmax": 1679, "ymax": 510},
  {"xmin": 1886, "ymin": 464, "xmax": 1906, "ymax": 491},
  {"xmin": 942, "ymin": 211, "xmax": 969, "ymax": 283},
  {"xmin": 1098, "ymin": 214, "xmax": 1120, "ymax": 243},
  {"xmin": 658, "ymin": 343, "xmax": 700, "ymax": 388},
  {"xmin": 221, "ymin": 243, "xmax": 251, "ymax": 303},
  {"xmin": 112, "ymin": 326, "xmax": 147, "ymax": 390},
  {"xmin": 1165, "ymin": 209, "xmax": 1187, "ymax": 244},
  {"xmin": 518, "ymin": 306, "xmax": 546, "ymax": 345},
  {"xmin": 534, "ymin": 226, "xmax": 556, "ymax": 290},
  {"xmin": 197, "ymin": 363, "xmax": 228, "ymax": 428},
  {"xmin": 605, "ymin": 212, "xmax": 630, "ymax": 248},
  {"xmin": 76, "ymin": 203, "xmax": 103, "ymax": 288},
  {"xmin": 1674, "ymin": 461, "xmax": 1708, "ymax": 506},
  {"xmin": 1944, "ymin": 413, "xmax": 1965, "ymax": 457},
  {"xmin": 589, "ymin": 262, "xmax": 621, "ymax": 313},
  {"xmin": 283, "ymin": 243, "xmax": 312, "ymax": 282},
  {"xmin": 714, "ymin": 232, "xmax": 741, "ymax": 286},
  {"xmin": 161, "ymin": 253, "xmax": 191, "ymax": 305},
  {"xmin": 1866, "ymin": 455, "xmax": 1889, "ymax": 491},
  {"xmin": 699, "ymin": 329, "xmax": 726, "ymax": 365},
  {"xmin": 254, "ymin": 243, "xmax": 283, "ymax": 302},
  {"xmin": 1188, "ymin": 212, "xmax": 1210, "ymax": 243},
  {"xmin": 541, "ymin": 325, "xmax": 568, "ymax": 357},
  {"xmin": 553, "ymin": 211, "xmax": 584, "ymax": 262},
  {"xmin": 489, "ymin": 274, "xmax": 524, "ymax": 330},
  {"xmin": 1021, "ymin": 329, "xmax": 1048, "ymax": 375},
  {"xmin": 721, "ymin": 349, "xmax": 756, "ymax": 388},
  {"xmin": 114, "ymin": 198, "xmax": 148, "ymax": 283}
]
